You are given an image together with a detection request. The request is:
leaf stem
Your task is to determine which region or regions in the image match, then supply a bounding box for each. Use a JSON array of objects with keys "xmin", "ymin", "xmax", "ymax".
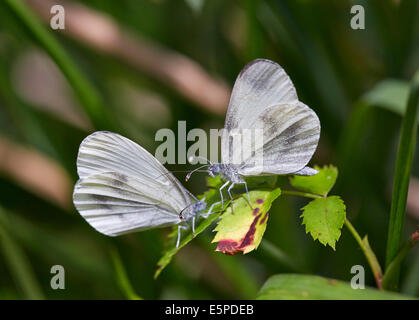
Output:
[
  {"xmin": 343, "ymin": 218, "xmax": 361, "ymax": 244},
  {"xmin": 283, "ymin": 189, "xmax": 384, "ymax": 289},
  {"xmin": 281, "ymin": 190, "xmax": 322, "ymax": 199}
]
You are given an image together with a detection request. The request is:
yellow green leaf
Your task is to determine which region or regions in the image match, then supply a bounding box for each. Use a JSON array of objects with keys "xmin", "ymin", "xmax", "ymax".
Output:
[{"xmin": 212, "ymin": 188, "xmax": 281, "ymax": 255}]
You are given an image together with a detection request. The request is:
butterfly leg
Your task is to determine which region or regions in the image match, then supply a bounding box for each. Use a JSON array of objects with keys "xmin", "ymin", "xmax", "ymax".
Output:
[
  {"xmin": 192, "ymin": 216, "xmax": 196, "ymax": 237},
  {"xmin": 227, "ymin": 182, "xmax": 235, "ymax": 214},
  {"xmin": 202, "ymin": 201, "xmax": 222, "ymax": 218},
  {"xmin": 218, "ymin": 181, "xmax": 230, "ymax": 211},
  {"xmin": 176, "ymin": 225, "xmax": 182, "ymax": 249},
  {"xmin": 243, "ymin": 181, "xmax": 253, "ymax": 209},
  {"xmin": 176, "ymin": 224, "xmax": 190, "ymax": 249}
]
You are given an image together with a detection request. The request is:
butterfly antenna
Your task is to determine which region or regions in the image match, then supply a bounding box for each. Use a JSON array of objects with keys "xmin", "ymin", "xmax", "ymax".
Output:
[
  {"xmin": 185, "ymin": 164, "xmax": 210, "ymax": 181},
  {"xmin": 154, "ymin": 170, "xmax": 197, "ymax": 180},
  {"xmin": 188, "ymin": 156, "xmax": 213, "ymax": 165}
]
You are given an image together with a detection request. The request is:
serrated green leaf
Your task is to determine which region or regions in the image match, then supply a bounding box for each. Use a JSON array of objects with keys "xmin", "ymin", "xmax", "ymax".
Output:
[
  {"xmin": 301, "ymin": 196, "xmax": 346, "ymax": 250},
  {"xmin": 290, "ymin": 165, "xmax": 338, "ymax": 196},
  {"xmin": 154, "ymin": 177, "xmax": 227, "ymax": 278},
  {"xmin": 212, "ymin": 188, "xmax": 281, "ymax": 255},
  {"xmin": 257, "ymin": 274, "xmax": 416, "ymax": 300}
]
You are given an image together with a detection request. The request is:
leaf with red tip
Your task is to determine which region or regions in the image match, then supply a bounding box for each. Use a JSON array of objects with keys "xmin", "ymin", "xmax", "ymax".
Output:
[{"xmin": 212, "ymin": 188, "xmax": 281, "ymax": 255}]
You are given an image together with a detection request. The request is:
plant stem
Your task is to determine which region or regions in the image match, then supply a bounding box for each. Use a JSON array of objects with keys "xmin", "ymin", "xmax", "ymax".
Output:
[
  {"xmin": 281, "ymin": 190, "xmax": 322, "ymax": 199},
  {"xmin": 344, "ymin": 219, "xmax": 383, "ymax": 289},
  {"xmin": 283, "ymin": 189, "xmax": 383, "ymax": 289},
  {"xmin": 382, "ymin": 231, "xmax": 419, "ymax": 290},
  {"xmin": 385, "ymin": 70, "xmax": 419, "ymax": 289}
]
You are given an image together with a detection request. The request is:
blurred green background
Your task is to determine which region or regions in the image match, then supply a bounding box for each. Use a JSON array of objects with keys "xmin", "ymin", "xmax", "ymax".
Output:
[{"xmin": 0, "ymin": 0, "xmax": 418, "ymax": 299}]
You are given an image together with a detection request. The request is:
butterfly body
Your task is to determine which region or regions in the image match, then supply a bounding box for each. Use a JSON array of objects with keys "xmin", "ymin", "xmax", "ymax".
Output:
[{"xmin": 208, "ymin": 163, "xmax": 244, "ymax": 184}]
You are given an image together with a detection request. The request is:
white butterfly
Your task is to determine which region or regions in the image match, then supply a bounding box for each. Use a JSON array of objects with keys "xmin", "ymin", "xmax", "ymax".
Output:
[
  {"xmin": 73, "ymin": 131, "xmax": 207, "ymax": 248},
  {"xmin": 188, "ymin": 59, "xmax": 320, "ymax": 212}
]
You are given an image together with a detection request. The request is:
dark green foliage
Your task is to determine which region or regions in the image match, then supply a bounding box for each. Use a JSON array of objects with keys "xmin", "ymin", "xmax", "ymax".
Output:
[{"xmin": 0, "ymin": 0, "xmax": 418, "ymax": 299}]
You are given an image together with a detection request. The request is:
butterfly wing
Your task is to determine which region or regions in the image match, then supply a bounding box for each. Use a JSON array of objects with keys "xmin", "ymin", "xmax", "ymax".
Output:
[
  {"xmin": 221, "ymin": 59, "xmax": 298, "ymax": 163},
  {"xmin": 73, "ymin": 172, "xmax": 183, "ymax": 235},
  {"xmin": 221, "ymin": 59, "xmax": 320, "ymax": 175},
  {"xmin": 223, "ymin": 59, "xmax": 298, "ymax": 132},
  {"xmin": 237, "ymin": 102, "xmax": 320, "ymax": 176},
  {"xmin": 73, "ymin": 131, "xmax": 193, "ymax": 236}
]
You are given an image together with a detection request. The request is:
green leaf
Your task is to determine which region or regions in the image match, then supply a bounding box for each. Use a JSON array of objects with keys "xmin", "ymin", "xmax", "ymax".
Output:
[
  {"xmin": 154, "ymin": 177, "xmax": 228, "ymax": 278},
  {"xmin": 212, "ymin": 188, "xmax": 281, "ymax": 255},
  {"xmin": 289, "ymin": 165, "xmax": 338, "ymax": 196},
  {"xmin": 301, "ymin": 196, "xmax": 346, "ymax": 250},
  {"xmin": 361, "ymin": 79, "xmax": 416, "ymax": 119},
  {"xmin": 256, "ymin": 274, "xmax": 416, "ymax": 300}
]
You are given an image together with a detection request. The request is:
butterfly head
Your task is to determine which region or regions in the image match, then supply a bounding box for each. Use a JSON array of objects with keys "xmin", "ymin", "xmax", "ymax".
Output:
[
  {"xmin": 179, "ymin": 199, "xmax": 207, "ymax": 221},
  {"xmin": 208, "ymin": 163, "xmax": 222, "ymax": 177}
]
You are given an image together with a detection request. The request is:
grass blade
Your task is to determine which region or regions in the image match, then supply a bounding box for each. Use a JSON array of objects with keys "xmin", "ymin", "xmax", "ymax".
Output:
[
  {"xmin": 0, "ymin": 207, "xmax": 44, "ymax": 299},
  {"xmin": 3, "ymin": 0, "xmax": 111, "ymax": 129},
  {"xmin": 110, "ymin": 248, "xmax": 142, "ymax": 300},
  {"xmin": 385, "ymin": 70, "xmax": 419, "ymax": 290}
]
